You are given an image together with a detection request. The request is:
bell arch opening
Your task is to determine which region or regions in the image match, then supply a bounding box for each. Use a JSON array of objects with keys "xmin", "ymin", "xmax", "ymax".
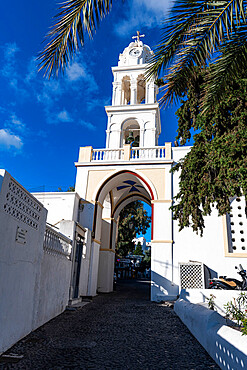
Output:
[
  {"xmin": 121, "ymin": 119, "xmax": 140, "ymax": 147},
  {"xmin": 121, "ymin": 76, "xmax": 131, "ymax": 105},
  {"xmin": 137, "ymin": 74, "xmax": 145, "ymax": 104}
]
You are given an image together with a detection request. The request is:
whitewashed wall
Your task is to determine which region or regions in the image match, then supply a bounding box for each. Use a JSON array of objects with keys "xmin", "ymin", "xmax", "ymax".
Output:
[
  {"xmin": 34, "ymin": 225, "xmax": 72, "ymax": 329},
  {"xmin": 32, "ymin": 194, "xmax": 93, "ymax": 300},
  {"xmin": 171, "ymin": 147, "xmax": 247, "ymax": 294},
  {"xmin": 0, "ymin": 170, "xmax": 73, "ymax": 354},
  {"xmin": 0, "ymin": 170, "xmax": 47, "ymax": 354},
  {"xmin": 33, "ymin": 192, "xmax": 80, "ymax": 226},
  {"xmin": 34, "ymin": 251, "xmax": 72, "ymax": 329}
]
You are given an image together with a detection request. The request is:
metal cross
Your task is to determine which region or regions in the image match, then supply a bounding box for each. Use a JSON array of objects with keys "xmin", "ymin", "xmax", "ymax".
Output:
[{"xmin": 132, "ymin": 31, "xmax": 145, "ymax": 43}]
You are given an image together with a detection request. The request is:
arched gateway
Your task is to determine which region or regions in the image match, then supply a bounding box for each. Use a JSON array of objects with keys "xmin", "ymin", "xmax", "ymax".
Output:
[{"xmin": 74, "ymin": 35, "xmax": 241, "ymax": 302}]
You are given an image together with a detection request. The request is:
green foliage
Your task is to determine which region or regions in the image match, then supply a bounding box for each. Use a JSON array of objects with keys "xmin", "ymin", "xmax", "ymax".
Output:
[
  {"xmin": 67, "ymin": 186, "xmax": 75, "ymax": 192},
  {"xmin": 143, "ymin": 249, "xmax": 151, "ymax": 265},
  {"xmin": 206, "ymin": 294, "xmax": 216, "ymax": 311},
  {"xmin": 140, "ymin": 249, "xmax": 151, "ymax": 271},
  {"xmin": 224, "ymin": 293, "xmax": 247, "ymax": 335},
  {"xmin": 171, "ymin": 70, "xmax": 247, "ymax": 235},
  {"xmin": 116, "ymin": 201, "xmax": 151, "ymax": 257},
  {"xmin": 58, "ymin": 185, "xmax": 75, "ymax": 192},
  {"xmin": 133, "ymin": 243, "xmax": 144, "ymax": 256}
]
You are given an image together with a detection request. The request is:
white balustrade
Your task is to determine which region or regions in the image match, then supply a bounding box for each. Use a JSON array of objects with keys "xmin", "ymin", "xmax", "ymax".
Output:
[
  {"xmin": 130, "ymin": 146, "xmax": 166, "ymax": 160},
  {"xmin": 91, "ymin": 146, "xmax": 167, "ymax": 162},
  {"xmin": 43, "ymin": 224, "xmax": 72, "ymax": 259},
  {"xmin": 92, "ymin": 148, "xmax": 124, "ymax": 161}
]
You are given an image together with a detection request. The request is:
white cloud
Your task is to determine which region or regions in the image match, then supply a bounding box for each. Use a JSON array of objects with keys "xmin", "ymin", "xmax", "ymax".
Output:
[
  {"xmin": 37, "ymin": 80, "xmax": 64, "ymax": 112},
  {"xmin": 66, "ymin": 62, "xmax": 86, "ymax": 81},
  {"xmin": 0, "ymin": 43, "xmax": 104, "ymax": 127},
  {"xmin": 25, "ymin": 57, "xmax": 38, "ymax": 83},
  {"xmin": 66, "ymin": 59, "xmax": 99, "ymax": 94},
  {"xmin": 0, "ymin": 129, "xmax": 23, "ymax": 150},
  {"xmin": 79, "ymin": 120, "xmax": 96, "ymax": 131},
  {"xmin": 9, "ymin": 114, "xmax": 26, "ymax": 131},
  {"xmin": 3, "ymin": 113, "xmax": 26, "ymax": 135},
  {"xmin": 1, "ymin": 43, "xmax": 28, "ymax": 96},
  {"xmin": 86, "ymin": 96, "xmax": 111, "ymax": 111},
  {"xmin": 115, "ymin": 0, "xmax": 172, "ymax": 36},
  {"xmin": 57, "ymin": 110, "xmax": 73, "ymax": 122},
  {"xmin": 4, "ymin": 43, "xmax": 19, "ymax": 60}
]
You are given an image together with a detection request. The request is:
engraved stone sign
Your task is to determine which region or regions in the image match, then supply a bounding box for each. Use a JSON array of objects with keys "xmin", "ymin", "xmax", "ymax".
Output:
[{"xmin": 16, "ymin": 226, "xmax": 27, "ymax": 244}]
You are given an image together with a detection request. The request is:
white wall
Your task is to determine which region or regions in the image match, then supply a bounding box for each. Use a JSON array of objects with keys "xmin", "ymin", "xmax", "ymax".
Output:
[
  {"xmin": 0, "ymin": 170, "xmax": 74, "ymax": 354},
  {"xmin": 33, "ymin": 192, "xmax": 80, "ymax": 226},
  {"xmin": 175, "ymin": 298, "xmax": 247, "ymax": 369},
  {"xmin": 170, "ymin": 146, "xmax": 247, "ymax": 297},
  {"xmin": 34, "ymin": 251, "xmax": 72, "ymax": 329},
  {"xmin": 0, "ymin": 170, "xmax": 47, "ymax": 354}
]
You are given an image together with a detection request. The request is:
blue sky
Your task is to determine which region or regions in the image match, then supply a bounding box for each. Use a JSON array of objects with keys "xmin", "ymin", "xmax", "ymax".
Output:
[{"xmin": 0, "ymin": 0, "xmax": 184, "ymax": 193}]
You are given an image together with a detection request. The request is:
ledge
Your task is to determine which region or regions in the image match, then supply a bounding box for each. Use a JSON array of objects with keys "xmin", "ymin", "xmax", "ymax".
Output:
[
  {"xmin": 174, "ymin": 299, "xmax": 247, "ymax": 369},
  {"xmin": 75, "ymin": 159, "xmax": 174, "ymax": 167}
]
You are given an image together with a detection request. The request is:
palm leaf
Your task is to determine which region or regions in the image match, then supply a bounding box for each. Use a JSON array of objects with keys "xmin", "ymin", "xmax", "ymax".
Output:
[
  {"xmin": 38, "ymin": 0, "xmax": 112, "ymax": 77},
  {"xmin": 147, "ymin": 0, "xmax": 247, "ymax": 106},
  {"xmin": 202, "ymin": 31, "xmax": 247, "ymax": 111}
]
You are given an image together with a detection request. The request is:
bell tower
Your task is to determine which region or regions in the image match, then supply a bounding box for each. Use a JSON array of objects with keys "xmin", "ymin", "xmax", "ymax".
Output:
[{"xmin": 105, "ymin": 33, "xmax": 161, "ymax": 149}]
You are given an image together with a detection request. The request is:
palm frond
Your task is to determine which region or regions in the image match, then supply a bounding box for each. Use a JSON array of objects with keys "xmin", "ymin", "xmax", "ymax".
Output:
[
  {"xmin": 38, "ymin": 0, "xmax": 112, "ymax": 78},
  {"xmin": 147, "ymin": 0, "xmax": 247, "ymax": 105},
  {"xmin": 202, "ymin": 31, "xmax": 247, "ymax": 111}
]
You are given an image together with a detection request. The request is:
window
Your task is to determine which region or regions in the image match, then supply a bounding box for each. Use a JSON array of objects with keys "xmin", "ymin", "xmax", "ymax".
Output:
[{"xmin": 224, "ymin": 196, "xmax": 247, "ymax": 256}]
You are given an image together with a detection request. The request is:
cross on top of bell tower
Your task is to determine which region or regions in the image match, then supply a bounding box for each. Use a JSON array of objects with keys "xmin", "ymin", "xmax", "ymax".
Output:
[{"xmin": 132, "ymin": 31, "xmax": 145, "ymax": 45}]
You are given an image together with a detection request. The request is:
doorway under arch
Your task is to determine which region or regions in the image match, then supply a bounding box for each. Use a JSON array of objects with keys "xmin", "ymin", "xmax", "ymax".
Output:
[{"xmin": 90, "ymin": 170, "xmax": 155, "ymax": 294}]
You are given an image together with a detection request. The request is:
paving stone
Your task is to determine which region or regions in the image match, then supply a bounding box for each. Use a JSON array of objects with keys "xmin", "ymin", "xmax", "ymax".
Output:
[{"xmin": 0, "ymin": 280, "xmax": 219, "ymax": 369}]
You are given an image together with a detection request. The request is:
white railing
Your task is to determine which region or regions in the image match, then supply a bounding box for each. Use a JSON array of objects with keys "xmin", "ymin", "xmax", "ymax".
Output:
[
  {"xmin": 130, "ymin": 146, "xmax": 166, "ymax": 160},
  {"xmin": 43, "ymin": 224, "xmax": 72, "ymax": 259},
  {"xmin": 92, "ymin": 148, "xmax": 124, "ymax": 161},
  {"xmin": 91, "ymin": 146, "xmax": 167, "ymax": 162}
]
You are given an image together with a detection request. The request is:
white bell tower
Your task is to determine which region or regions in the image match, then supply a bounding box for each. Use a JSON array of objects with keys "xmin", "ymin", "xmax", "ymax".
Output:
[{"xmin": 105, "ymin": 33, "xmax": 161, "ymax": 149}]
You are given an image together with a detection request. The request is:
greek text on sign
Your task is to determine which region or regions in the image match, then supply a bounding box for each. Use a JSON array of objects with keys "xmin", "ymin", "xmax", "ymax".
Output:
[{"xmin": 16, "ymin": 227, "xmax": 27, "ymax": 244}]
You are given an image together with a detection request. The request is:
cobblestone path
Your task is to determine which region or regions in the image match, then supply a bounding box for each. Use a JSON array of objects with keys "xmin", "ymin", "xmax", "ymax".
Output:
[{"xmin": 1, "ymin": 280, "xmax": 219, "ymax": 369}]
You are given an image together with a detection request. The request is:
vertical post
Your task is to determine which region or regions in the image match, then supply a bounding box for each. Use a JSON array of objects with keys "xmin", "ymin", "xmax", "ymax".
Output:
[
  {"xmin": 165, "ymin": 142, "xmax": 172, "ymax": 160},
  {"xmin": 78, "ymin": 146, "xmax": 93, "ymax": 162},
  {"xmin": 123, "ymin": 144, "xmax": 131, "ymax": 160},
  {"xmin": 130, "ymin": 80, "xmax": 137, "ymax": 105}
]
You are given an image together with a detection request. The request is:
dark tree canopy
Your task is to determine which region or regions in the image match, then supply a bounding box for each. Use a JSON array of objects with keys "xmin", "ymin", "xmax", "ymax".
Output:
[
  {"xmin": 116, "ymin": 201, "xmax": 151, "ymax": 257},
  {"xmin": 172, "ymin": 68, "xmax": 247, "ymax": 235}
]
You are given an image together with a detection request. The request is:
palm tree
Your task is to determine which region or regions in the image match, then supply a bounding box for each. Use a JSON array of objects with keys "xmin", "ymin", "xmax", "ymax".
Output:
[
  {"xmin": 38, "ymin": 0, "xmax": 247, "ymax": 110},
  {"xmin": 147, "ymin": 0, "xmax": 247, "ymax": 111}
]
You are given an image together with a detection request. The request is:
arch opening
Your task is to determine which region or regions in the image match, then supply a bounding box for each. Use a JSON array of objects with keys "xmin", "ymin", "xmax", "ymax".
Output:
[
  {"xmin": 137, "ymin": 74, "xmax": 146, "ymax": 104},
  {"xmin": 121, "ymin": 76, "xmax": 131, "ymax": 105},
  {"xmin": 121, "ymin": 119, "xmax": 140, "ymax": 147},
  {"xmin": 92, "ymin": 170, "xmax": 154, "ymax": 295},
  {"xmin": 114, "ymin": 199, "xmax": 151, "ymax": 294}
]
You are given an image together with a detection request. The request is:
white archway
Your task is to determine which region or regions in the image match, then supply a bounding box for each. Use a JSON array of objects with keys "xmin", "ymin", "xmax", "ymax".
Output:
[{"xmin": 90, "ymin": 170, "xmax": 155, "ymax": 294}]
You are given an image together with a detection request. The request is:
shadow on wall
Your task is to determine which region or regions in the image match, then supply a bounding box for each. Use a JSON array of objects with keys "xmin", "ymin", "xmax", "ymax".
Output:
[
  {"xmin": 213, "ymin": 335, "xmax": 246, "ymax": 369},
  {"xmin": 151, "ymin": 271, "xmax": 179, "ymax": 301},
  {"xmin": 175, "ymin": 300, "xmax": 247, "ymax": 370}
]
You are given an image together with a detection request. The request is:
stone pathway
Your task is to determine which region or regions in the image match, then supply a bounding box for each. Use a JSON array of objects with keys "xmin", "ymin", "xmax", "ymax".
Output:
[{"xmin": 0, "ymin": 280, "xmax": 219, "ymax": 369}]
